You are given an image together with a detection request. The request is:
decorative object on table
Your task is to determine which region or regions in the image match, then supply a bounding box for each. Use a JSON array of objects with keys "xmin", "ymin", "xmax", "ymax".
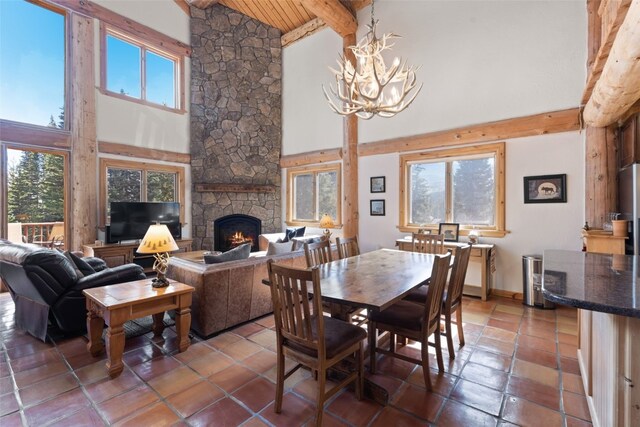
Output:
[
  {"xmin": 137, "ymin": 223, "xmax": 179, "ymax": 287},
  {"xmin": 370, "ymin": 176, "xmax": 385, "ymax": 193},
  {"xmin": 370, "ymin": 199, "xmax": 385, "ymax": 216},
  {"xmin": 523, "ymin": 174, "xmax": 567, "ymax": 203},
  {"xmin": 612, "ymin": 219, "xmax": 628, "ymax": 237},
  {"xmin": 438, "ymin": 223, "xmax": 460, "ymax": 242},
  {"xmin": 319, "ymin": 214, "xmax": 335, "ymax": 241},
  {"xmin": 468, "ymin": 229, "xmax": 480, "ymax": 244},
  {"xmin": 322, "ymin": 0, "xmax": 422, "ymax": 119}
]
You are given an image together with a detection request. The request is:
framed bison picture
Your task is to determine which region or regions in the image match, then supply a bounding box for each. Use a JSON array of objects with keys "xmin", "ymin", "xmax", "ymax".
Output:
[{"xmin": 524, "ymin": 174, "xmax": 567, "ymax": 204}]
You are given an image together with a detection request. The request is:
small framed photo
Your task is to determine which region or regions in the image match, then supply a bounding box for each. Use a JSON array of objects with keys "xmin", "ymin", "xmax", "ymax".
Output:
[
  {"xmin": 438, "ymin": 223, "xmax": 460, "ymax": 242},
  {"xmin": 370, "ymin": 176, "xmax": 386, "ymax": 193},
  {"xmin": 524, "ymin": 174, "xmax": 567, "ymax": 204},
  {"xmin": 370, "ymin": 199, "xmax": 385, "ymax": 216}
]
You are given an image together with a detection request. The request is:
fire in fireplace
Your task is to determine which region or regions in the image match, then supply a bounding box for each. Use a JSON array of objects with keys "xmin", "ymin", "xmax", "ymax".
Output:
[{"xmin": 213, "ymin": 214, "xmax": 262, "ymax": 252}]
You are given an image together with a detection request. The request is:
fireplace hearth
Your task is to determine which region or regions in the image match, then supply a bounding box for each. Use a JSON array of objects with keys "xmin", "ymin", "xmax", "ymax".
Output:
[{"xmin": 214, "ymin": 214, "xmax": 262, "ymax": 252}]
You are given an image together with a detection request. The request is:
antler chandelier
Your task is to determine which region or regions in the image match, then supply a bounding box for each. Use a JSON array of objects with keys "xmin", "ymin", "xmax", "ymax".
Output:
[{"xmin": 323, "ymin": 0, "xmax": 422, "ymax": 120}]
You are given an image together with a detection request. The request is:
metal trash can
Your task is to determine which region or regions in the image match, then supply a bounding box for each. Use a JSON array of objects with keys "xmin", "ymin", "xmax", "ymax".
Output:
[{"xmin": 522, "ymin": 255, "xmax": 555, "ymax": 309}]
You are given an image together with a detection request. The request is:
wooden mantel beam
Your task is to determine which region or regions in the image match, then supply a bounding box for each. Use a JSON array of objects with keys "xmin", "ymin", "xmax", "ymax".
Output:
[
  {"xmin": 583, "ymin": 0, "xmax": 640, "ymax": 127},
  {"xmin": 301, "ymin": 0, "xmax": 357, "ymax": 37}
]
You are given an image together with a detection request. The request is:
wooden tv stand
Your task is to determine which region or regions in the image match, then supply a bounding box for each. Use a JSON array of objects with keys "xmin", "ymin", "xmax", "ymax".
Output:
[{"xmin": 83, "ymin": 239, "xmax": 193, "ymax": 273}]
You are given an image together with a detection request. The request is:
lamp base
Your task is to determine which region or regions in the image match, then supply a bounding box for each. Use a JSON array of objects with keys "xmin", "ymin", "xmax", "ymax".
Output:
[{"xmin": 151, "ymin": 275, "xmax": 170, "ymax": 288}]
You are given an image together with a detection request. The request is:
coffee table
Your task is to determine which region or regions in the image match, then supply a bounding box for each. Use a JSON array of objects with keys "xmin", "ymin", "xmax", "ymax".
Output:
[{"xmin": 83, "ymin": 278, "xmax": 194, "ymax": 378}]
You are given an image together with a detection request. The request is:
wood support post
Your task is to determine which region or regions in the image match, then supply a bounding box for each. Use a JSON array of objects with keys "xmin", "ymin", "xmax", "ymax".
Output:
[
  {"xmin": 70, "ymin": 13, "xmax": 98, "ymax": 251},
  {"xmin": 342, "ymin": 33, "xmax": 358, "ymax": 238},
  {"xmin": 585, "ymin": 125, "xmax": 617, "ymax": 228}
]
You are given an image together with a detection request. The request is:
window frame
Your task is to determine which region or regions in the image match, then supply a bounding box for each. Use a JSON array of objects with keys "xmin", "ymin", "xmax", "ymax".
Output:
[
  {"xmin": 286, "ymin": 163, "xmax": 342, "ymax": 227},
  {"xmin": 399, "ymin": 142, "xmax": 506, "ymax": 237},
  {"xmin": 99, "ymin": 158, "xmax": 186, "ymax": 226},
  {"xmin": 99, "ymin": 23, "xmax": 185, "ymax": 114}
]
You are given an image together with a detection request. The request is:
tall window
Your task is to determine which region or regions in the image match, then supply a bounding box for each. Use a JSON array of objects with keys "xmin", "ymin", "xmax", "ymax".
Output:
[
  {"xmin": 102, "ymin": 27, "xmax": 181, "ymax": 110},
  {"xmin": 400, "ymin": 143, "xmax": 505, "ymax": 237},
  {"xmin": 100, "ymin": 159, "xmax": 185, "ymax": 225},
  {"xmin": 287, "ymin": 164, "xmax": 341, "ymax": 226},
  {"xmin": 0, "ymin": 1, "xmax": 66, "ymax": 127}
]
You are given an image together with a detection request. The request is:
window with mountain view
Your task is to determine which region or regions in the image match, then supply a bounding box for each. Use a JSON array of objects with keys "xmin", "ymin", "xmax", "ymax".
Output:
[
  {"xmin": 287, "ymin": 164, "xmax": 341, "ymax": 226},
  {"xmin": 401, "ymin": 143, "xmax": 505, "ymax": 236},
  {"xmin": 0, "ymin": 1, "xmax": 65, "ymax": 127}
]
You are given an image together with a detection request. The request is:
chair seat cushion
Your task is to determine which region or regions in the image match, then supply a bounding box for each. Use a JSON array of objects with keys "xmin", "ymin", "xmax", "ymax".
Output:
[
  {"xmin": 403, "ymin": 285, "xmax": 447, "ymax": 306},
  {"xmin": 369, "ymin": 300, "xmax": 425, "ymax": 331},
  {"xmin": 285, "ymin": 315, "xmax": 366, "ymax": 359}
]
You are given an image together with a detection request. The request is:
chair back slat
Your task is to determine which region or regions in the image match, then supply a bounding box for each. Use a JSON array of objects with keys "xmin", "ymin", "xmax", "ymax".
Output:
[
  {"xmin": 267, "ymin": 260, "xmax": 324, "ymax": 355},
  {"xmin": 423, "ymin": 252, "xmax": 451, "ymax": 334},
  {"xmin": 412, "ymin": 233, "xmax": 445, "ymax": 254},
  {"xmin": 445, "ymin": 244, "xmax": 472, "ymax": 311},
  {"xmin": 336, "ymin": 236, "xmax": 360, "ymax": 259},
  {"xmin": 304, "ymin": 239, "xmax": 333, "ymax": 267}
]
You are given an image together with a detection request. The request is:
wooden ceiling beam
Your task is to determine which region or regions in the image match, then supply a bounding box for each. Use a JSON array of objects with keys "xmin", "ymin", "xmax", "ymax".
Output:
[
  {"xmin": 583, "ymin": 0, "xmax": 640, "ymax": 127},
  {"xmin": 187, "ymin": 0, "xmax": 219, "ymax": 9},
  {"xmin": 174, "ymin": 0, "xmax": 191, "ymax": 15},
  {"xmin": 301, "ymin": 0, "xmax": 357, "ymax": 37}
]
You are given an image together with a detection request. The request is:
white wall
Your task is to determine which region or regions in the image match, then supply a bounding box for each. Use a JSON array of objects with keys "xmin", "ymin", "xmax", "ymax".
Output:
[{"xmin": 358, "ymin": 131, "xmax": 585, "ymax": 292}]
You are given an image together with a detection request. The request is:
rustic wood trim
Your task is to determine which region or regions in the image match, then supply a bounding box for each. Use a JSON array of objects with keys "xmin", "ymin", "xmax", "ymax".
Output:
[
  {"xmin": 99, "ymin": 25, "xmax": 187, "ymax": 113},
  {"xmin": 585, "ymin": 126, "xmax": 617, "ymax": 228},
  {"xmin": 301, "ymin": 0, "xmax": 357, "ymax": 37},
  {"xmin": 194, "ymin": 183, "xmax": 276, "ymax": 193},
  {"xmin": 619, "ymin": 99, "xmax": 640, "ymax": 124},
  {"xmin": 490, "ymin": 289, "xmax": 524, "ymax": 301},
  {"xmin": 0, "ymin": 120, "xmax": 71, "ymax": 149},
  {"xmin": 188, "ymin": 0, "xmax": 220, "ymax": 8},
  {"xmin": 581, "ymin": 0, "xmax": 631, "ymax": 105},
  {"xmin": 69, "ymin": 13, "xmax": 98, "ymax": 251},
  {"xmin": 359, "ymin": 108, "xmax": 580, "ymax": 157},
  {"xmin": 286, "ymin": 163, "xmax": 342, "ymax": 226},
  {"xmin": 280, "ymin": 148, "xmax": 343, "ymax": 168},
  {"xmin": 281, "ymin": 18, "xmax": 327, "ymax": 47},
  {"xmin": 98, "ymin": 141, "xmax": 191, "ymax": 164},
  {"xmin": 99, "ymin": 158, "xmax": 187, "ymax": 227},
  {"xmin": 47, "ymin": 0, "xmax": 191, "ymax": 56},
  {"xmin": 399, "ymin": 142, "xmax": 506, "ymax": 236},
  {"xmin": 342, "ymin": 33, "xmax": 358, "ymax": 238},
  {"xmin": 586, "ymin": 0, "xmax": 603, "ymax": 74},
  {"xmin": 583, "ymin": 0, "xmax": 640, "ymax": 127},
  {"xmin": 174, "ymin": 0, "xmax": 191, "ymax": 14}
]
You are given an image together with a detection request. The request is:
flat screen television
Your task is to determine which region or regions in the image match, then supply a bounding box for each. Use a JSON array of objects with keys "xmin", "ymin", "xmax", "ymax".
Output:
[{"xmin": 108, "ymin": 202, "xmax": 181, "ymax": 243}]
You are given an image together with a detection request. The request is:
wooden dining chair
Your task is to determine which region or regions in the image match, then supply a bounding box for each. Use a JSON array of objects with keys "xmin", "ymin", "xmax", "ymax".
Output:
[
  {"xmin": 267, "ymin": 260, "xmax": 365, "ymax": 426},
  {"xmin": 304, "ymin": 239, "xmax": 333, "ymax": 267},
  {"xmin": 403, "ymin": 244, "xmax": 472, "ymax": 358},
  {"xmin": 412, "ymin": 233, "xmax": 445, "ymax": 254},
  {"xmin": 368, "ymin": 252, "xmax": 451, "ymax": 391},
  {"xmin": 336, "ymin": 236, "xmax": 360, "ymax": 259}
]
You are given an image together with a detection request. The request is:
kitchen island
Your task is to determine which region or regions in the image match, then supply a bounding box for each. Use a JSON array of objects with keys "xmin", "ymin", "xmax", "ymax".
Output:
[{"xmin": 542, "ymin": 250, "xmax": 639, "ymax": 427}]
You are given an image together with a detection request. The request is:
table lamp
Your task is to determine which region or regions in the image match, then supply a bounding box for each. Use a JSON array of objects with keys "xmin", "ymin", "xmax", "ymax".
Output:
[
  {"xmin": 319, "ymin": 214, "xmax": 335, "ymax": 241},
  {"xmin": 137, "ymin": 223, "xmax": 179, "ymax": 288}
]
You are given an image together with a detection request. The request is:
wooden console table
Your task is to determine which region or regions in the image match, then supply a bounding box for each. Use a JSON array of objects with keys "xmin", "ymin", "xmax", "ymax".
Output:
[
  {"xmin": 395, "ymin": 238, "xmax": 495, "ymax": 301},
  {"xmin": 84, "ymin": 278, "xmax": 194, "ymax": 378},
  {"xmin": 83, "ymin": 239, "xmax": 193, "ymax": 273}
]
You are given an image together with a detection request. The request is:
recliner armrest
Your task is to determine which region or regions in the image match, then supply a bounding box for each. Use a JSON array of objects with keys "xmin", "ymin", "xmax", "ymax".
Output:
[{"xmin": 73, "ymin": 264, "xmax": 146, "ymax": 291}]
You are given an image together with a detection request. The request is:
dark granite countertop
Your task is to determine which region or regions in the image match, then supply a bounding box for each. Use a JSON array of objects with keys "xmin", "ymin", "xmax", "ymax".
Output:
[{"xmin": 542, "ymin": 250, "xmax": 640, "ymax": 318}]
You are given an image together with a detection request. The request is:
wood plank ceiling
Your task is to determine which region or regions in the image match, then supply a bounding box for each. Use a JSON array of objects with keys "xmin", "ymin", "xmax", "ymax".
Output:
[{"xmin": 186, "ymin": 0, "xmax": 371, "ymax": 46}]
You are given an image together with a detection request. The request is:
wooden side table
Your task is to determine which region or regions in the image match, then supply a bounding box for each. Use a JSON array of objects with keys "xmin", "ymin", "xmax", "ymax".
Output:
[{"xmin": 83, "ymin": 279, "xmax": 194, "ymax": 378}]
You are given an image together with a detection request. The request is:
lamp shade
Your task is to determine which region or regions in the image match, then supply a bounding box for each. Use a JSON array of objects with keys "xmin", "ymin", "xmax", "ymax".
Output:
[
  {"xmin": 319, "ymin": 214, "xmax": 335, "ymax": 229},
  {"xmin": 137, "ymin": 224, "xmax": 179, "ymax": 254}
]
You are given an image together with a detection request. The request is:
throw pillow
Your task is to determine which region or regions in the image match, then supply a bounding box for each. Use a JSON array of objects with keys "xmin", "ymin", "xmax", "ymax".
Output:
[
  {"xmin": 266, "ymin": 241, "xmax": 294, "ymax": 255},
  {"xmin": 69, "ymin": 252, "xmax": 96, "ymax": 276},
  {"xmin": 204, "ymin": 243, "xmax": 252, "ymax": 264},
  {"xmin": 286, "ymin": 227, "xmax": 306, "ymax": 238}
]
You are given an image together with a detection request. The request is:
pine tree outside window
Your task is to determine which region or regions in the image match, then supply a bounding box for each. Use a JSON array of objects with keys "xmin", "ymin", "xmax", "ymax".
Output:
[{"xmin": 400, "ymin": 143, "xmax": 506, "ymax": 237}]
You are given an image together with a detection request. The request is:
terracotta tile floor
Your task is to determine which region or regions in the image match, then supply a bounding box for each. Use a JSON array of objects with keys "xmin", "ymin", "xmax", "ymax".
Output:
[{"xmin": 0, "ymin": 292, "xmax": 592, "ymax": 426}]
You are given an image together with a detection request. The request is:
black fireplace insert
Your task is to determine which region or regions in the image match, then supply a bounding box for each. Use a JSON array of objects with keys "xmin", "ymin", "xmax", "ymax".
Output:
[{"xmin": 213, "ymin": 214, "xmax": 262, "ymax": 252}]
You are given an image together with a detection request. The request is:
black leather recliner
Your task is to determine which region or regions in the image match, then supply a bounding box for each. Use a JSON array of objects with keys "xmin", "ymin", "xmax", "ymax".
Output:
[{"xmin": 0, "ymin": 242, "xmax": 146, "ymax": 341}]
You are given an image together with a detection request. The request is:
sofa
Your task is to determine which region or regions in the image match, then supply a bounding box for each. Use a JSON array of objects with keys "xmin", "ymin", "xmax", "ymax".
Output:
[
  {"xmin": 167, "ymin": 249, "xmax": 310, "ymax": 337},
  {"xmin": 258, "ymin": 232, "xmax": 323, "ymax": 251},
  {"xmin": 0, "ymin": 242, "xmax": 146, "ymax": 341}
]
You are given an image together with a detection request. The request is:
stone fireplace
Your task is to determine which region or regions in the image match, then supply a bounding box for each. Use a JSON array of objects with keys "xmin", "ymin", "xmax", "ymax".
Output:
[
  {"xmin": 214, "ymin": 214, "xmax": 261, "ymax": 252},
  {"xmin": 190, "ymin": 4, "xmax": 282, "ymax": 251}
]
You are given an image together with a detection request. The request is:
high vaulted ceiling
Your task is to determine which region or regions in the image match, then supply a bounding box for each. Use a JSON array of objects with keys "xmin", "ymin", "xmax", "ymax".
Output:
[{"xmin": 184, "ymin": 0, "xmax": 371, "ymax": 45}]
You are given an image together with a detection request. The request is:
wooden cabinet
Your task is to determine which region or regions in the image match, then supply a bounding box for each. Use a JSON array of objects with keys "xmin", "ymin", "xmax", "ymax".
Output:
[
  {"xmin": 619, "ymin": 114, "xmax": 639, "ymax": 169},
  {"xmin": 83, "ymin": 239, "xmax": 193, "ymax": 273},
  {"xmin": 582, "ymin": 229, "xmax": 626, "ymax": 255}
]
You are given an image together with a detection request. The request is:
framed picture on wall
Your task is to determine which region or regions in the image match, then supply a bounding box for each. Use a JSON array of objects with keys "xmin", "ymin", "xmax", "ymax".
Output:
[
  {"xmin": 370, "ymin": 176, "xmax": 385, "ymax": 193},
  {"xmin": 438, "ymin": 223, "xmax": 460, "ymax": 242},
  {"xmin": 370, "ymin": 200, "xmax": 385, "ymax": 216},
  {"xmin": 523, "ymin": 174, "xmax": 567, "ymax": 203}
]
